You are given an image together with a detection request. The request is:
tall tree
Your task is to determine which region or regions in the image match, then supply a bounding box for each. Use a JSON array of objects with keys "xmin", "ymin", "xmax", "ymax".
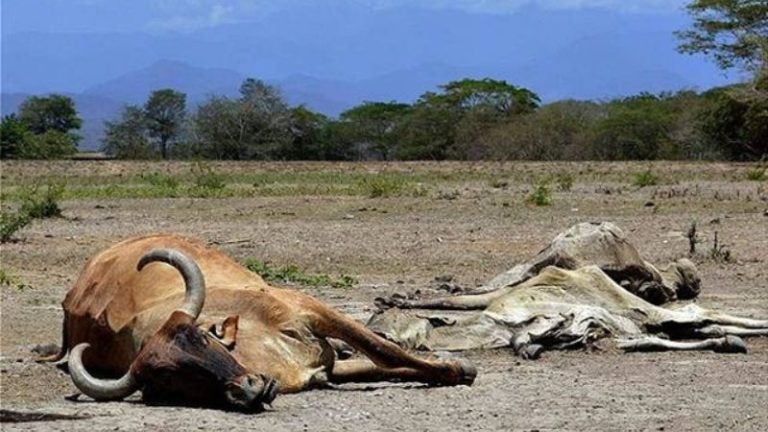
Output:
[
  {"xmin": 144, "ymin": 89, "xmax": 186, "ymax": 159},
  {"xmin": 279, "ymin": 106, "xmax": 340, "ymax": 160},
  {"xmin": 430, "ymin": 78, "xmax": 540, "ymax": 116},
  {"xmin": 236, "ymin": 78, "xmax": 292, "ymax": 159},
  {"xmin": 340, "ymin": 101, "xmax": 411, "ymax": 160},
  {"xmin": 678, "ymin": 1, "xmax": 768, "ymax": 160},
  {"xmin": 483, "ymin": 100, "xmax": 603, "ymax": 161},
  {"xmin": 102, "ymin": 105, "xmax": 154, "ymax": 159},
  {"xmin": 191, "ymin": 79, "xmax": 292, "ymax": 160},
  {"xmin": 424, "ymin": 78, "xmax": 541, "ymax": 159},
  {"xmin": 0, "ymin": 114, "xmax": 31, "ymax": 159},
  {"xmin": 676, "ymin": 0, "xmax": 768, "ymax": 72},
  {"xmin": 18, "ymin": 94, "xmax": 82, "ymax": 134},
  {"xmin": 698, "ymin": 83, "xmax": 768, "ymax": 159}
]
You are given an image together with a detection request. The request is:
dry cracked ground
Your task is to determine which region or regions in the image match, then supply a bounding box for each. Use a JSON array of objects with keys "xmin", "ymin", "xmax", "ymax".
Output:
[{"xmin": 1, "ymin": 161, "xmax": 766, "ymax": 431}]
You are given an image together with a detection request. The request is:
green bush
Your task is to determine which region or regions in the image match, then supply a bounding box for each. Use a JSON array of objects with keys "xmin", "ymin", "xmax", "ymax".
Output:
[
  {"xmin": 358, "ymin": 176, "xmax": 409, "ymax": 198},
  {"xmin": 20, "ymin": 183, "xmax": 65, "ymax": 218},
  {"xmin": 746, "ymin": 167, "xmax": 766, "ymax": 181},
  {"xmin": 0, "ymin": 212, "xmax": 31, "ymax": 243},
  {"xmin": 527, "ymin": 181, "xmax": 552, "ymax": 206},
  {"xmin": 142, "ymin": 172, "xmax": 179, "ymax": 189},
  {"xmin": 0, "ymin": 182, "xmax": 65, "ymax": 242},
  {"xmin": 244, "ymin": 259, "xmax": 357, "ymax": 288},
  {"xmin": 0, "ymin": 268, "xmax": 30, "ymax": 290},
  {"xmin": 191, "ymin": 162, "xmax": 226, "ymax": 195},
  {"xmin": 633, "ymin": 169, "xmax": 658, "ymax": 187}
]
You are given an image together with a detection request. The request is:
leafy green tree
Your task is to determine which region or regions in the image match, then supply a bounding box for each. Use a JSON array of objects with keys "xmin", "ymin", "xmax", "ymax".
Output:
[
  {"xmin": 277, "ymin": 106, "xmax": 355, "ymax": 160},
  {"xmin": 191, "ymin": 79, "xmax": 292, "ymax": 160},
  {"xmin": 10, "ymin": 94, "xmax": 81, "ymax": 158},
  {"xmin": 699, "ymin": 83, "xmax": 768, "ymax": 159},
  {"xmin": 0, "ymin": 114, "xmax": 32, "ymax": 159},
  {"xmin": 20, "ymin": 130, "xmax": 78, "ymax": 159},
  {"xmin": 423, "ymin": 78, "xmax": 540, "ymax": 159},
  {"xmin": 18, "ymin": 94, "xmax": 82, "ymax": 134},
  {"xmin": 432, "ymin": 78, "xmax": 540, "ymax": 115},
  {"xmin": 340, "ymin": 101, "xmax": 411, "ymax": 160},
  {"xmin": 483, "ymin": 100, "xmax": 602, "ymax": 160},
  {"xmin": 190, "ymin": 96, "xmax": 240, "ymax": 159},
  {"xmin": 588, "ymin": 93, "xmax": 675, "ymax": 160},
  {"xmin": 396, "ymin": 101, "xmax": 457, "ymax": 160},
  {"xmin": 677, "ymin": 0, "xmax": 768, "ymax": 72},
  {"xmin": 102, "ymin": 106, "xmax": 155, "ymax": 159},
  {"xmin": 397, "ymin": 78, "xmax": 540, "ymax": 160},
  {"xmin": 237, "ymin": 78, "xmax": 292, "ymax": 158},
  {"xmin": 144, "ymin": 89, "xmax": 186, "ymax": 159},
  {"xmin": 677, "ymin": 1, "xmax": 767, "ymax": 160}
]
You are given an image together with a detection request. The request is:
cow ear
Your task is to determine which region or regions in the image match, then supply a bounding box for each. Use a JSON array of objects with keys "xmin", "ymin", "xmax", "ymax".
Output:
[{"xmin": 211, "ymin": 315, "xmax": 239, "ymax": 350}]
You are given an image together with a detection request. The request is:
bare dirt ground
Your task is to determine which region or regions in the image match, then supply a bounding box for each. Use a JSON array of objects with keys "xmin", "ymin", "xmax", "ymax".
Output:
[{"xmin": 1, "ymin": 161, "xmax": 766, "ymax": 431}]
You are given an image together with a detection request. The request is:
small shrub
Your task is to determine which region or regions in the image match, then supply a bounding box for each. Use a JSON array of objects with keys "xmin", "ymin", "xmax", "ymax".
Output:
[
  {"xmin": 244, "ymin": 259, "xmax": 357, "ymax": 288},
  {"xmin": 0, "ymin": 212, "xmax": 31, "ymax": 243},
  {"xmin": 686, "ymin": 220, "xmax": 699, "ymax": 256},
  {"xmin": 332, "ymin": 274, "xmax": 358, "ymax": 289},
  {"xmin": 0, "ymin": 268, "xmax": 30, "ymax": 290},
  {"xmin": 20, "ymin": 182, "xmax": 65, "ymax": 218},
  {"xmin": 526, "ymin": 182, "xmax": 552, "ymax": 206},
  {"xmin": 746, "ymin": 167, "xmax": 766, "ymax": 181},
  {"xmin": 191, "ymin": 162, "xmax": 226, "ymax": 195},
  {"xmin": 142, "ymin": 172, "xmax": 179, "ymax": 189},
  {"xmin": 555, "ymin": 173, "xmax": 574, "ymax": 192},
  {"xmin": 709, "ymin": 231, "xmax": 732, "ymax": 263},
  {"xmin": 633, "ymin": 169, "xmax": 658, "ymax": 188},
  {"xmin": 359, "ymin": 176, "xmax": 408, "ymax": 198}
]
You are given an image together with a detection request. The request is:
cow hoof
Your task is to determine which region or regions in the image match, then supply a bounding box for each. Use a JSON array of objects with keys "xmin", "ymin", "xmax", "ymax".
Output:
[
  {"xmin": 715, "ymin": 335, "xmax": 747, "ymax": 354},
  {"xmin": 520, "ymin": 344, "xmax": 544, "ymax": 360},
  {"xmin": 374, "ymin": 293, "xmax": 409, "ymax": 310},
  {"xmin": 455, "ymin": 359, "xmax": 477, "ymax": 386}
]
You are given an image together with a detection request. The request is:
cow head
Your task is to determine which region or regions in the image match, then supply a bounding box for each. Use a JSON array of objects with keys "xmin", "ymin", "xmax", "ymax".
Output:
[{"xmin": 67, "ymin": 249, "xmax": 279, "ymax": 412}]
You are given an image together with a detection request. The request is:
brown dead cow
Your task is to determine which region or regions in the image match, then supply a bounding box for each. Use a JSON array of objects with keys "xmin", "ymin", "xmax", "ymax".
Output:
[
  {"xmin": 41, "ymin": 234, "xmax": 476, "ymax": 411},
  {"xmin": 371, "ymin": 222, "xmax": 768, "ymax": 358}
]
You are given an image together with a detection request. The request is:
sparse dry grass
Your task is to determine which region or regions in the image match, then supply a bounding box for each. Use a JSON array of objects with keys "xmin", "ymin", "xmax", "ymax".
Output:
[{"xmin": 1, "ymin": 160, "xmax": 767, "ymax": 431}]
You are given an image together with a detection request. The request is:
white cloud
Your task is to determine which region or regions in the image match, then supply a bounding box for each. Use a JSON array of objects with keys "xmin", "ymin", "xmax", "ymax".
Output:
[
  {"xmin": 147, "ymin": 1, "xmax": 244, "ymax": 32},
  {"xmin": 367, "ymin": 0, "xmax": 686, "ymax": 13},
  {"xmin": 146, "ymin": 0, "xmax": 686, "ymax": 32}
]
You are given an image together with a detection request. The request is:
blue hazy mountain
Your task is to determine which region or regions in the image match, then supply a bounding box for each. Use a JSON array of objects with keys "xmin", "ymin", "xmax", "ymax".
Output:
[{"xmin": 1, "ymin": 2, "xmax": 734, "ymax": 150}]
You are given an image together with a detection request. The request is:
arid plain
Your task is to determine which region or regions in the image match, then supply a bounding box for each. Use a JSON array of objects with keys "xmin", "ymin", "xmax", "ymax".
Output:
[{"xmin": 1, "ymin": 161, "xmax": 766, "ymax": 431}]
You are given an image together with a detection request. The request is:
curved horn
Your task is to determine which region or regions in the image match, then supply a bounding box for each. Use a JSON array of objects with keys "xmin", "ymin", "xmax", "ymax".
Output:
[
  {"xmin": 137, "ymin": 248, "xmax": 206, "ymax": 320},
  {"xmin": 68, "ymin": 343, "xmax": 139, "ymax": 401}
]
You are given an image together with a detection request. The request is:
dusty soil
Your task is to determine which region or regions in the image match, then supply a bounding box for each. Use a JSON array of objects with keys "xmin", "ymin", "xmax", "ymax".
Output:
[{"xmin": 1, "ymin": 161, "xmax": 766, "ymax": 431}]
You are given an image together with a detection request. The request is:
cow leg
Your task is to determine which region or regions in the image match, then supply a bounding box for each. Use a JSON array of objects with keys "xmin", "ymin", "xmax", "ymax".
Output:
[
  {"xmin": 702, "ymin": 311, "xmax": 768, "ymax": 329},
  {"xmin": 327, "ymin": 359, "xmax": 445, "ymax": 384},
  {"xmin": 617, "ymin": 335, "xmax": 747, "ymax": 353},
  {"xmin": 311, "ymin": 306, "xmax": 476, "ymax": 386},
  {"xmin": 377, "ymin": 289, "xmax": 507, "ymax": 310},
  {"xmin": 696, "ymin": 324, "xmax": 768, "ymax": 337}
]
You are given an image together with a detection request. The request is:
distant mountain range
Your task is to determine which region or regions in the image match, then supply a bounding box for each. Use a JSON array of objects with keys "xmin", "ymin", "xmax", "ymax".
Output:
[{"xmin": 1, "ymin": 4, "xmax": 735, "ymax": 151}]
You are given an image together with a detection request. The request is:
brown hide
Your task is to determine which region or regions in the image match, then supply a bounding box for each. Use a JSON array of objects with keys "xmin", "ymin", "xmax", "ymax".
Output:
[{"xmin": 55, "ymin": 234, "xmax": 476, "ymax": 401}]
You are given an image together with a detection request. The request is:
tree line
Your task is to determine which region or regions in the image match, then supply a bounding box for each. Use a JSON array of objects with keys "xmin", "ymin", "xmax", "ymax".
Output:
[{"xmin": 2, "ymin": 0, "xmax": 765, "ymax": 162}]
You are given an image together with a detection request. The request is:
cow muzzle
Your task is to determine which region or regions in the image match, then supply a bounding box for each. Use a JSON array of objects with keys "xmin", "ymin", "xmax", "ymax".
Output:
[{"xmin": 225, "ymin": 374, "xmax": 280, "ymax": 412}]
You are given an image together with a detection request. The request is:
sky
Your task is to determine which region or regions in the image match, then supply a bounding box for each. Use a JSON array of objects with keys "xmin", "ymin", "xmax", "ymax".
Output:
[
  {"xmin": 3, "ymin": 0, "xmax": 727, "ymax": 150},
  {"xmin": 2, "ymin": 0, "xmax": 689, "ymax": 34}
]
